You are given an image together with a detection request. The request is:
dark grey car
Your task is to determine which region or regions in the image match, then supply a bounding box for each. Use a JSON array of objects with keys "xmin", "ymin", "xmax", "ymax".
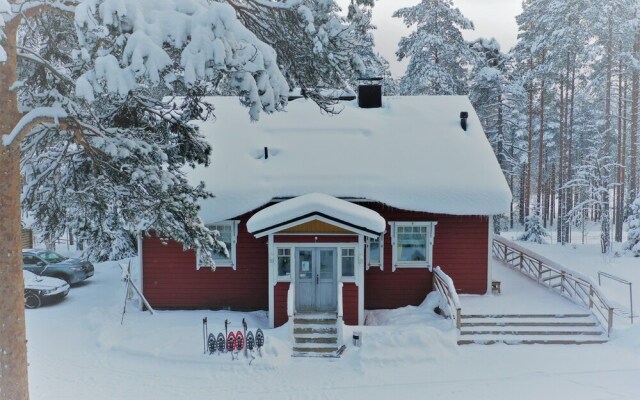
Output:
[{"xmin": 22, "ymin": 249, "xmax": 94, "ymax": 285}]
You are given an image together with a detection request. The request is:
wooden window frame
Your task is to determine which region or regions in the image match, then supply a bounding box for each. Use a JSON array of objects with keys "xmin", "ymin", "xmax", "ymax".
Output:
[
  {"xmin": 389, "ymin": 221, "xmax": 437, "ymax": 272},
  {"xmin": 196, "ymin": 220, "xmax": 239, "ymax": 270}
]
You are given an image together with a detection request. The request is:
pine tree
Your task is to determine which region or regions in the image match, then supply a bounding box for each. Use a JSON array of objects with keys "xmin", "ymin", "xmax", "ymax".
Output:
[
  {"xmin": 517, "ymin": 203, "xmax": 549, "ymax": 243},
  {"xmin": 623, "ymin": 195, "xmax": 640, "ymax": 256},
  {"xmin": 0, "ymin": 1, "xmax": 380, "ymax": 397},
  {"xmin": 394, "ymin": 0, "xmax": 475, "ymax": 95}
]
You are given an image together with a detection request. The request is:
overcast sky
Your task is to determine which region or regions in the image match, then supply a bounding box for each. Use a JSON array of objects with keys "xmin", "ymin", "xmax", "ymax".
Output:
[{"xmin": 337, "ymin": 0, "xmax": 523, "ymax": 78}]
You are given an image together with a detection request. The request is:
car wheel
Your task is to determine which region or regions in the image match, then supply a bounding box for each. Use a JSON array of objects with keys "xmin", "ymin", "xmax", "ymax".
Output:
[{"xmin": 25, "ymin": 293, "xmax": 42, "ymax": 309}]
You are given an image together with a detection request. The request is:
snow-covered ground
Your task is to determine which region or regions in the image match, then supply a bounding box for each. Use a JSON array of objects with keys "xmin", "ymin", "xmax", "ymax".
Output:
[{"xmin": 26, "ymin": 238, "xmax": 640, "ymax": 400}]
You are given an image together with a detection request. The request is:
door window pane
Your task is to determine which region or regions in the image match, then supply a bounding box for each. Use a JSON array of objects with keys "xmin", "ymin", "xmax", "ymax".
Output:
[
  {"xmin": 319, "ymin": 250, "xmax": 334, "ymax": 280},
  {"xmin": 298, "ymin": 250, "xmax": 313, "ymax": 279},
  {"xmin": 341, "ymin": 248, "xmax": 355, "ymax": 277}
]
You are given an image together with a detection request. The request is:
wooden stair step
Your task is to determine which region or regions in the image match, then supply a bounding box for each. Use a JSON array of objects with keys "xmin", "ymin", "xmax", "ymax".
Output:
[
  {"xmin": 461, "ymin": 314, "xmax": 592, "ymax": 319},
  {"xmin": 294, "ymin": 336, "xmax": 338, "ymax": 344},
  {"xmin": 460, "ymin": 330, "xmax": 604, "ymax": 336},
  {"xmin": 294, "ymin": 327, "xmax": 338, "ymax": 335},
  {"xmin": 458, "ymin": 338, "xmax": 609, "ymax": 345},
  {"xmin": 293, "ymin": 318, "xmax": 337, "ymax": 325},
  {"xmin": 460, "ymin": 321, "xmax": 597, "ymax": 327}
]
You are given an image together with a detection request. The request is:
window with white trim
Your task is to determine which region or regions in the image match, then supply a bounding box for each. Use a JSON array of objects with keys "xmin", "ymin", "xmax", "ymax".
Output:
[
  {"xmin": 341, "ymin": 248, "xmax": 355, "ymax": 278},
  {"xmin": 198, "ymin": 221, "xmax": 239, "ymax": 270},
  {"xmin": 366, "ymin": 234, "xmax": 384, "ymax": 270},
  {"xmin": 277, "ymin": 248, "xmax": 291, "ymax": 278},
  {"xmin": 390, "ymin": 222, "xmax": 436, "ymax": 271}
]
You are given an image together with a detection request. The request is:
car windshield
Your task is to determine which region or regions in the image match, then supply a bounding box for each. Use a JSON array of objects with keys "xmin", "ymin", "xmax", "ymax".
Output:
[{"xmin": 37, "ymin": 251, "xmax": 67, "ymax": 263}]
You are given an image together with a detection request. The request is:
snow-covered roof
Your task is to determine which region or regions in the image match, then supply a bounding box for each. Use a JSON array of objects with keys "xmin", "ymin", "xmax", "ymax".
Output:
[
  {"xmin": 247, "ymin": 193, "xmax": 386, "ymax": 238},
  {"xmin": 188, "ymin": 96, "xmax": 512, "ymax": 224}
]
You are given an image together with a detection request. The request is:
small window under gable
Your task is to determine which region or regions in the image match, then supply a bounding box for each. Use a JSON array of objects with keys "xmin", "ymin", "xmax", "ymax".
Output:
[
  {"xmin": 389, "ymin": 221, "xmax": 436, "ymax": 272},
  {"xmin": 197, "ymin": 220, "xmax": 239, "ymax": 270}
]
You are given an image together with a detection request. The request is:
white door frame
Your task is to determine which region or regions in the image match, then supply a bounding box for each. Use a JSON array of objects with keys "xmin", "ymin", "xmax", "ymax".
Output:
[{"xmin": 268, "ymin": 237, "xmax": 366, "ymax": 327}]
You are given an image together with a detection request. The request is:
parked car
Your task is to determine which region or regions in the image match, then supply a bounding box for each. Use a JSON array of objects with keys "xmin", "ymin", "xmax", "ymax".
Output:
[
  {"xmin": 22, "ymin": 249, "xmax": 94, "ymax": 285},
  {"xmin": 23, "ymin": 270, "xmax": 70, "ymax": 309}
]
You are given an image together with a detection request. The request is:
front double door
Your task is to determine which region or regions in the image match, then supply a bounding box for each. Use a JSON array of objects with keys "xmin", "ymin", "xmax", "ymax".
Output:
[{"xmin": 295, "ymin": 248, "xmax": 337, "ymax": 312}]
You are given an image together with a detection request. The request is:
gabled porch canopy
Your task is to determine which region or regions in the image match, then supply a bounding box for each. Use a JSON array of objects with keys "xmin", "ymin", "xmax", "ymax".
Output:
[{"xmin": 247, "ymin": 193, "xmax": 386, "ymax": 238}]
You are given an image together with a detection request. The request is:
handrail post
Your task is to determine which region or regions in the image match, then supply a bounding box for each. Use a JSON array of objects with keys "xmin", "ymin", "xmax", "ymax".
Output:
[{"xmin": 608, "ymin": 308, "xmax": 613, "ymax": 336}]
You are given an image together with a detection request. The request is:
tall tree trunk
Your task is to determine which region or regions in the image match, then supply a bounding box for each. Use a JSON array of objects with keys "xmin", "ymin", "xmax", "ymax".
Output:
[
  {"xmin": 526, "ymin": 69, "xmax": 534, "ymax": 219},
  {"xmin": 602, "ymin": 14, "xmax": 613, "ymax": 253},
  {"xmin": 520, "ymin": 163, "xmax": 527, "ymax": 225},
  {"xmin": 615, "ymin": 59, "xmax": 624, "ymax": 242},
  {"xmin": 537, "ymin": 69, "xmax": 546, "ymax": 207},
  {"xmin": 558, "ymin": 76, "xmax": 565, "ymax": 243},
  {"xmin": 630, "ymin": 32, "xmax": 639, "ymax": 207},
  {"xmin": 0, "ymin": 14, "xmax": 30, "ymax": 400},
  {"xmin": 567, "ymin": 62, "xmax": 576, "ymax": 244}
]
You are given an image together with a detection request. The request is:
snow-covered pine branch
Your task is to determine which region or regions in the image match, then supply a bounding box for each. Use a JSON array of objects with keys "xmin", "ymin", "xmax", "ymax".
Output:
[
  {"xmin": 13, "ymin": 0, "xmax": 381, "ymax": 262},
  {"xmin": 227, "ymin": 0, "xmax": 376, "ymax": 110}
]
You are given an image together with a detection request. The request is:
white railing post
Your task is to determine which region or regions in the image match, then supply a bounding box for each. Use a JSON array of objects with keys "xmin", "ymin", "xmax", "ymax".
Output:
[
  {"xmin": 337, "ymin": 282, "xmax": 344, "ymax": 347},
  {"xmin": 287, "ymin": 282, "xmax": 295, "ymax": 342},
  {"xmin": 432, "ymin": 267, "xmax": 462, "ymax": 331}
]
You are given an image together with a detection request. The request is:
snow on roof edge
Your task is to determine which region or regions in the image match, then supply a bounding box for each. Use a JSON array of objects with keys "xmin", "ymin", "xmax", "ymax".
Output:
[{"xmin": 246, "ymin": 193, "xmax": 386, "ymax": 235}]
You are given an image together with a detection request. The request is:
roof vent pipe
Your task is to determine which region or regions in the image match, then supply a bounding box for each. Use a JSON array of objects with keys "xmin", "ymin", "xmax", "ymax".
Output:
[{"xmin": 460, "ymin": 112, "xmax": 468, "ymax": 131}]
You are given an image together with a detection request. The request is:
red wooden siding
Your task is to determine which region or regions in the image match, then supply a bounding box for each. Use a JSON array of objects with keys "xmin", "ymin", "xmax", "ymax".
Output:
[
  {"xmin": 342, "ymin": 283, "xmax": 359, "ymax": 325},
  {"xmin": 274, "ymin": 282, "xmax": 290, "ymax": 327},
  {"xmin": 142, "ymin": 202, "xmax": 489, "ymax": 315},
  {"xmin": 274, "ymin": 235, "xmax": 358, "ymax": 243},
  {"xmin": 364, "ymin": 204, "xmax": 489, "ymax": 310},
  {"xmin": 142, "ymin": 216, "xmax": 269, "ymax": 310}
]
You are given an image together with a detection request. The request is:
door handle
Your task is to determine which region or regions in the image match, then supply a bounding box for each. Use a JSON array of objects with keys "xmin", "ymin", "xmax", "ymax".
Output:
[{"xmin": 316, "ymin": 274, "xmax": 319, "ymax": 285}]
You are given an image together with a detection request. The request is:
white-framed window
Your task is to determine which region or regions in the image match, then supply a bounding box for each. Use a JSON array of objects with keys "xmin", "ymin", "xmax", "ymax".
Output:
[
  {"xmin": 390, "ymin": 221, "xmax": 436, "ymax": 271},
  {"xmin": 341, "ymin": 248, "xmax": 356, "ymax": 278},
  {"xmin": 197, "ymin": 220, "xmax": 239, "ymax": 270},
  {"xmin": 366, "ymin": 234, "xmax": 384, "ymax": 270},
  {"xmin": 277, "ymin": 248, "xmax": 292, "ymax": 278}
]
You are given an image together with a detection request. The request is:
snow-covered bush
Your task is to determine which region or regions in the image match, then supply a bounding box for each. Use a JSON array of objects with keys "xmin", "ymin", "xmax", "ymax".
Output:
[
  {"xmin": 623, "ymin": 195, "xmax": 640, "ymax": 256},
  {"xmin": 517, "ymin": 204, "xmax": 549, "ymax": 244}
]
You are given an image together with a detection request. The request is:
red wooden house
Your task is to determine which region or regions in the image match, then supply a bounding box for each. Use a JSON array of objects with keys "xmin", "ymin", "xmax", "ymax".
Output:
[{"xmin": 136, "ymin": 90, "xmax": 512, "ymax": 330}]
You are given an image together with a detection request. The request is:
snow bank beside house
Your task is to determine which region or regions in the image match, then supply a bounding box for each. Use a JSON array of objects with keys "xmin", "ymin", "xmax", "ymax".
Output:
[{"xmin": 188, "ymin": 96, "xmax": 512, "ymax": 224}]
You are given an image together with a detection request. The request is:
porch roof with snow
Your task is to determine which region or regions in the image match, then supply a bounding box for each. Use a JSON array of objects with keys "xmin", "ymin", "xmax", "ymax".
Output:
[
  {"xmin": 188, "ymin": 96, "xmax": 512, "ymax": 224},
  {"xmin": 247, "ymin": 193, "xmax": 386, "ymax": 238}
]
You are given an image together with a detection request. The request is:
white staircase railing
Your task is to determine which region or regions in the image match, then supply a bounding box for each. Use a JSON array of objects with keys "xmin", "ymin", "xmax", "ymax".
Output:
[
  {"xmin": 337, "ymin": 282, "xmax": 344, "ymax": 347},
  {"xmin": 287, "ymin": 282, "xmax": 295, "ymax": 342},
  {"xmin": 432, "ymin": 266, "xmax": 462, "ymax": 330},
  {"xmin": 492, "ymin": 236, "xmax": 615, "ymax": 336}
]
